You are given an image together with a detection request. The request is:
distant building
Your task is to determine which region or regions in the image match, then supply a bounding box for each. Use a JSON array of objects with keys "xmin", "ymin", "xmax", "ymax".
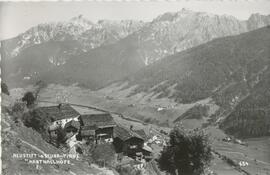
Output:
[{"xmin": 79, "ymin": 113, "xmax": 116, "ymax": 144}]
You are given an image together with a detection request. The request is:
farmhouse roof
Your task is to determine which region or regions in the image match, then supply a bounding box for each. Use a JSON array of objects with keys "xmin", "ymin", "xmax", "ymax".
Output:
[
  {"xmin": 114, "ymin": 125, "xmax": 144, "ymax": 141},
  {"xmin": 80, "ymin": 113, "xmax": 116, "ymax": 128},
  {"xmin": 134, "ymin": 129, "xmax": 148, "ymax": 140},
  {"xmin": 34, "ymin": 104, "xmax": 80, "ymax": 120}
]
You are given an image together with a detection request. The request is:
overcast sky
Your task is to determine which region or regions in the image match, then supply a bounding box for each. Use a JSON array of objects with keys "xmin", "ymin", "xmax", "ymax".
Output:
[{"xmin": 0, "ymin": 0, "xmax": 270, "ymax": 40}]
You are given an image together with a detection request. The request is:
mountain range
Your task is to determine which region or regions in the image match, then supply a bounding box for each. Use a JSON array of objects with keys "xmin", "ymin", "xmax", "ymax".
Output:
[
  {"xmin": 2, "ymin": 9, "xmax": 270, "ymax": 89},
  {"xmin": 1, "ymin": 15, "xmax": 145, "ymax": 59},
  {"xmin": 132, "ymin": 9, "xmax": 270, "ymax": 64}
]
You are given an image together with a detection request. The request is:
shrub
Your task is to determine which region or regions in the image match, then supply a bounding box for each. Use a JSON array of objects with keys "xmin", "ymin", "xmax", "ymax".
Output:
[
  {"xmin": 22, "ymin": 92, "xmax": 36, "ymax": 107},
  {"xmin": 11, "ymin": 102, "xmax": 26, "ymax": 123},
  {"xmin": 1, "ymin": 82, "xmax": 10, "ymax": 95},
  {"xmin": 22, "ymin": 110, "xmax": 50, "ymax": 140},
  {"xmin": 12, "ymin": 102, "xmax": 26, "ymax": 113}
]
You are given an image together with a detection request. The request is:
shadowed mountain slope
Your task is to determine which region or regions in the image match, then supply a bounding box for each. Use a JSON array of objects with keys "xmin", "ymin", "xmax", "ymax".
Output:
[{"xmin": 123, "ymin": 27, "xmax": 270, "ymax": 104}]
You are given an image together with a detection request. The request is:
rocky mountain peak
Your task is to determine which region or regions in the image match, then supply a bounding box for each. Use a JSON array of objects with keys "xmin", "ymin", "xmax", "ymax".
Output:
[
  {"xmin": 154, "ymin": 8, "xmax": 219, "ymax": 22},
  {"xmin": 176, "ymin": 8, "xmax": 198, "ymax": 16},
  {"xmin": 135, "ymin": 10, "xmax": 270, "ymax": 65},
  {"xmin": 69, "ymin": 14, "xmax": 94, "ymax": 29},
  {"xmin": 247, "ymin": 13, "xmax": 270, "ymax": 30},
  {"xmin": 2, "ymin": 16, "xmax": 146, "ymax": 59}
]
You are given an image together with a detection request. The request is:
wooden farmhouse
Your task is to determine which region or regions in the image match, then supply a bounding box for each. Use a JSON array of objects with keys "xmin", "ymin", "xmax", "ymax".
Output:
[
  {"xmin": 33, "ymin": 104, "xmax": 80, "ymax": 145},
  {"xmin": 113, "ymin": 125, "xmax": 152, "ymax": 161},
  {"xmin": 34, "ymin": 104, "xmax": 80, "ymax": 130},
  {"xmin": 79, "ymin": 113, "xmax": 116, "ymax": 144}
]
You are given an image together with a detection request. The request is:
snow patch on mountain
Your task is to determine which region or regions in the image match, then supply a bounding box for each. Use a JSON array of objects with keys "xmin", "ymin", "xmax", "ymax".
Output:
[{"xmin": 5, "ymin": 15, "xmax": 145, "ymax": 58}]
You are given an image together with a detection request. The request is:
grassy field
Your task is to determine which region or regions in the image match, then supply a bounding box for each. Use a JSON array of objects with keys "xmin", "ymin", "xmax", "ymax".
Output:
[
  {"xmin": 38, "ymin": 83, "xmax": 218, "ymax": 126},
  {"xmin": 208, "ymin": 127, "xmax": 270, "ymax": 175}
]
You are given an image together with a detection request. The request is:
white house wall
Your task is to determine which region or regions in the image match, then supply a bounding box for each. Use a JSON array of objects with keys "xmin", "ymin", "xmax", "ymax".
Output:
[{"xmin": 50, "ymin": 115, "xmax": 80, "ymax": 129}]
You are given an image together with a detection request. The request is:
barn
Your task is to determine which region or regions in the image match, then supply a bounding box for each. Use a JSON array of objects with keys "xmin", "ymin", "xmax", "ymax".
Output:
[
  {"xmin": 79, "ymin": 113, "xmax": 116, "ymax": 144},
  {"xmin": 113, "ymin": 126, "xmax": 146, "ymax": 159}
]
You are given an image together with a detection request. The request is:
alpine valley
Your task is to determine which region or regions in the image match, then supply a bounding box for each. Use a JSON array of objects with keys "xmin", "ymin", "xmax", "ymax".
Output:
[{"xmin": 1, "ymin": 8, "xmax": 270, "ymax": 175}]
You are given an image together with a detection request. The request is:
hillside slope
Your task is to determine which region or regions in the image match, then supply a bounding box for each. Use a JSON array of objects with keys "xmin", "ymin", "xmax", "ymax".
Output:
[
  {"xmin": 220, "ymin": 68, "xmax": 270, "ymax": 138},
  {"xmin": 1, "ymin": 95, "xmax": 117, "ymax": 175},
  {"xmin": 123, "ymin": 27, "xmax": 270, "ymax": 104},
  {"xmin": 2, "ymin": 40, "xmax": 82, "ymax": 87},
  {"xmin": 2, "ymin": 36, "xmax": 145, "ymax": 88}
]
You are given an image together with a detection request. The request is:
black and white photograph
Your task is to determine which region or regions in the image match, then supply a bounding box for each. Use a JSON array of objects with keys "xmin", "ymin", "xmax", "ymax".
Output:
[{"xmin": 1, "ymin": 0, "xmax": 270, "ymax": 174}]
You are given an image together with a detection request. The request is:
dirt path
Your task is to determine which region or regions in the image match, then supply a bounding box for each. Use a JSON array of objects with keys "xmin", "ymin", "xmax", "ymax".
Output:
[{"xmin": 18, "ymin": 138, "xmax": 47, "ymax": 155}]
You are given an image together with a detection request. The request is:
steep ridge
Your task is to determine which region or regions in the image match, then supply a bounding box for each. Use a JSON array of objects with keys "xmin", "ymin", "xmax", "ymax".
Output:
[
  {"xmin": 124, "ymin": 27, "xmax": 270, "ymax": 103},
  {"xmin": 220, "ymin": 67, "xmax": 270, "ymax": 138}
]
